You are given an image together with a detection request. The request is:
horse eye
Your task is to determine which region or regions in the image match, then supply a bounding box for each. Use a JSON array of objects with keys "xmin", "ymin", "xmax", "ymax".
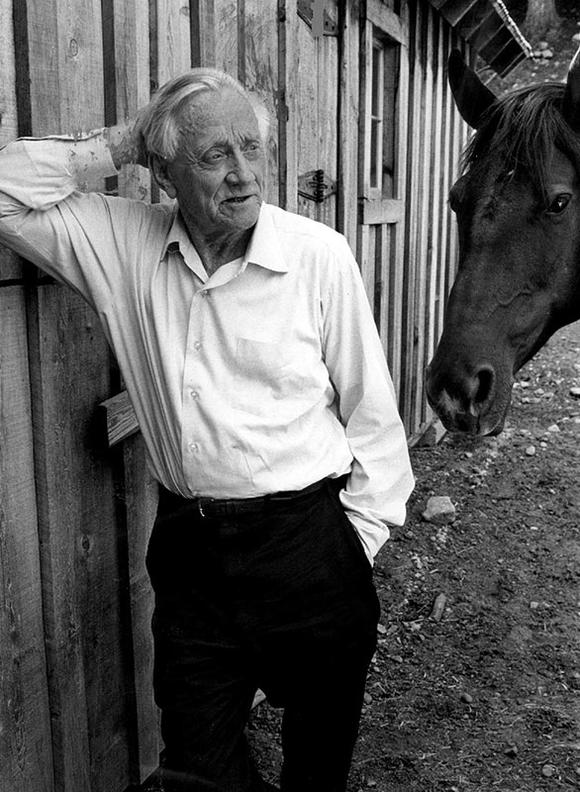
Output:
[{"xmin": 546, "ymin": 193, "xmax": 571, "ymax": 214}]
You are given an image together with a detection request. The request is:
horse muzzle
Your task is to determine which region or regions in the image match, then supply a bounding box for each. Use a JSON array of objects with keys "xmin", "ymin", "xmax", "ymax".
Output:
[{"xmin": 425, "ymin": 360, "xmax": 510, "ymax": 436}]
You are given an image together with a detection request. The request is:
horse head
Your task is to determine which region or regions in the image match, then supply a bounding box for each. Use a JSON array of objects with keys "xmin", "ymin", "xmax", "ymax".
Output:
[{"xmin": 425, "ymin": 48, "xmax": 580, "ymax": 436}]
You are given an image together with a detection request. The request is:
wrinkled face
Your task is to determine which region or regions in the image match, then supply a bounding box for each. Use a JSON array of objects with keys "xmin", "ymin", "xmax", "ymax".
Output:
[
  {"xmin": 426, "ymin": 147, "xmax": 580, "ymax": 436},
  {"xmin": 161, "ymin": 89, "xmax": 265, "ymax": 244}
]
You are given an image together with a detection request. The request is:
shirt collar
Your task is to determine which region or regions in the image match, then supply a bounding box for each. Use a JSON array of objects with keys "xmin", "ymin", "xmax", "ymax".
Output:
[
  {"xmin": 243, "ymin": 204, "xmax": 289, "ymax": 273},
  {"xmin": 163, "ymin": 203, "xmax": 289, "ymax": 278},
  {"xmin": 163, "ymin": 209, "xmax": 208, "ymax": 282}
]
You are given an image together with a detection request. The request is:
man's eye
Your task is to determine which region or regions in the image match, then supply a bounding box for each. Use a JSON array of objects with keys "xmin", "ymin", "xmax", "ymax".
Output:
[
  {"xmin": 244, "ymin": 142, "xmax": 261, "ymax": 156},
  {"xmin": 205, "ymin": 150, "xmax": 225, "ymax": 162}
]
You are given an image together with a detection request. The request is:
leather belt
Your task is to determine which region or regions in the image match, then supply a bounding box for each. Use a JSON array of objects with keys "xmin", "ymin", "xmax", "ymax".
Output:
[{"xmin": 158, "ymin": 477, "xmax": 331, "ymax": 520}]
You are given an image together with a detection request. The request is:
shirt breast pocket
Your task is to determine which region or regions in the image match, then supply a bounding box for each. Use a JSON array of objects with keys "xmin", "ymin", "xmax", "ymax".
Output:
[
  {"xmin": 232, "ymin": 337, "xmax": 315, "ymax": 417},
  {"xmin": 234, "ymin": 338, "xmax": 292, "ymax": 382}
]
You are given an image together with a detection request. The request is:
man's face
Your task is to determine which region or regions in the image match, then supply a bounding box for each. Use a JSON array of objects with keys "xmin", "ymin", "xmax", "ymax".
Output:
[{"xmin": 163, "ymin": 89, "xmax": 265, "ymax": 242}]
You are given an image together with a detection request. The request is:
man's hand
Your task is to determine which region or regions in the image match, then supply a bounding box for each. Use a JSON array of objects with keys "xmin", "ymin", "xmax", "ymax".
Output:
[{"xmin": 104, "ymin": 116, "xmax": 148, "ymax": 170}]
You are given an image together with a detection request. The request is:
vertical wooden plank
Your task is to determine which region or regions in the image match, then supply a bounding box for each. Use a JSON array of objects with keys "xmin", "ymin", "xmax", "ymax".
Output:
[
  {"xmin": 277, "ymin": 0, "xmax": 291, "ymax": 210},
  {"xmin": 214, "ymin": 0, "xmax": 238, "ymax": 75},
  {"xmin": 390, "ymin": 2, "xmax": 410, "ymax": 405},
  {"xmin": 357, "ymin": 17, "xmax": 374, "ymax": 306},
  {"xmin": 122, "ymin": 435, "xmax": 161, "ymax": 783},
  {"xmin": 0, "ymin": 0, "xmax": 21, "ymax": 281},
  {"xmin": 425, "ymin": 12, "xmax": 440, "ymax": 364},
  {"xmin": 359, "ymin": 226, "xmax": 375, "ymax": 308},
  {"xmin": 412, "ymin": 4, "xmax": 433, "ymax": 429},
  {"xmin": 282, "ymin": 0, "xmax": 299, "ymax": 213},
  {"xmin": 295, "ymin": 14, "xmax": 320, "ymax": 222},
  {"xmin": 155, "ymin": 0, "xmax": 192, "ymax": 83},
  {"xmin": 152, "ymin": 0, "xmax": 193, "ymax": 207},
  {"xmin": 337, "ymin": 0, "xmax": 359, "ymax": 247},
  {"xmin": 436, "ymin": 21, "xmax": 452, "ymax": 343},
  {"xmin": 108, "ymin": 1, "xmax": 159, "ymax": 785},
  {"xmin": 0, "ymin": 288, "xmax": 54, "ymax": 792},
  {"xmin": 21, "ymin": 1, "xmax": 134, "ymax": 790},
  {"xmin": 317, "ymin": 0, "xmax": 339, "ymax": 229},
  {"xmin": 294, "ymin": 1, "xmax": 339, "ymax": 227},
  {"xmin": 401, "ymin": 0, "xmax": 422, "ymax": 430},
  {"xmin": 192, "ymin": 0, "xmax": 216, "ymax": 66},
  {"xmin": 241, "ymin": 0, "xmax": 280, "ymax": 205},
  {"xmin": 112, "ymin": 0, "xmax": 151, "ymax": 201},
  {"xmin": 446, "ymin": 29, "xmax": 466, "ymax": 296}
]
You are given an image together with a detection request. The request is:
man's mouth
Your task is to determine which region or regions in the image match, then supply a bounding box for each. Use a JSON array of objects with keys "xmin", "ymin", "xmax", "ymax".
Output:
[{"xmin": 223, "ymin": 195, "xmax": 252, "ymax": 204}]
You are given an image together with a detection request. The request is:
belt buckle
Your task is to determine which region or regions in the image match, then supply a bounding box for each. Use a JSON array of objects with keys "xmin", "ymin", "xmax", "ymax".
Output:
[{"xmin": 197, "ymin": 498, "xmax": 212, "ymax": 518}]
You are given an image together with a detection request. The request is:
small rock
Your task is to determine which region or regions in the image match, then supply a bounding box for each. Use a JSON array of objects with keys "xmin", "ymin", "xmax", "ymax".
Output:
[
  {"xmin": 460, "ymin": 692, "xmax": 473, "ymax": 704},
  {"xmin": 538, "ymin": 40, "xmax": 549, "ymax": 50},
  {"xmin": 547, "ymin": 423, "xmax": 560, "ymax": 433},
  {"xmin": 530, "ymin": 601, "xmax": 540, "ymax": 609},
  {"xmin": 542, "ymin": 764, "xmax": 556, "ymax": 778},
  {"xmin": 363, "ymin": 692, "xmax": 372, "ymax": 704},
  {"xmin": 422, "ymin": 495, "xmax": 456, "ymax": 524},
  {"xmin": 366, "ymin": 780, "xmax": 377, "ymax": 789},
  {"xmin": 574, "ymin": 32, "xmax": 580, "ymax": 43},
  {"xmin": 541, "ymin": 49, "xmax": 553, "ymax": 59},
  {"xmin": 505, "ymin": 744, "xmax": 518, "ymax": 757},
  {"xmin": 570, "ymin": 387, "xmax": 580, "ymax": 398},
  {"xmin": 525, "ymin": 445, "xmax": 536, "ymax": 456},
  {"xmin": 377, "ymin": 623, "xmax": 387, "ymax": 635}
]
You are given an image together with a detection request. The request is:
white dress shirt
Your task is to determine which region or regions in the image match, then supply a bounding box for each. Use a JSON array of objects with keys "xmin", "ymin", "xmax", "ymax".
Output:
[{"xmin": 0, "ymin": 134, "xmax": 414, "ymax": 561}]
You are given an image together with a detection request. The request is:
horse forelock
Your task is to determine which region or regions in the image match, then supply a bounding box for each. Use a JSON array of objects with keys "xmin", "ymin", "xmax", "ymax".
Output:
[{"xmin": 461, "ymin": 82, "xmax": 580, "ymax": 201}]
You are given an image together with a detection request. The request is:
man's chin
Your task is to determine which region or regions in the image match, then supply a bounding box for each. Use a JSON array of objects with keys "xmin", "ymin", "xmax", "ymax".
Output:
[{"xmin": 218, "ymin": 198, "xmax": 261, "ymax": 227}]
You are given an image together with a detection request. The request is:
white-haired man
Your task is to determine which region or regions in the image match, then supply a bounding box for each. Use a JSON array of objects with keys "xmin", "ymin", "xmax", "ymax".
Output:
[{"xmin": 0, "ymin": 69, "xmax": 414, "ymax": 791}]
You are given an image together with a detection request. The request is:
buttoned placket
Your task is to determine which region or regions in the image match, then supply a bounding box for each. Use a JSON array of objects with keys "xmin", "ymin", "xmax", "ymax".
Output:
[{"xmin": 181, "ymin": 285, "xmax": 211, "ymax": 488}]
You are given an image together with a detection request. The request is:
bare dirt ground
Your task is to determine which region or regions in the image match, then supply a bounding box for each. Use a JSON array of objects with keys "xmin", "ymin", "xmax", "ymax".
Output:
[{"xmin": 249, "ymin": 320, "xmax": 580, "ymax": 792}]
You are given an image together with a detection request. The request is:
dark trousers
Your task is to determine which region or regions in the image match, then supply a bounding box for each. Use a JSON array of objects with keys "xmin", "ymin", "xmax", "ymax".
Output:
[{"xmin": 145, "ymin": 479, "xmax": 380, "ymax": 792}]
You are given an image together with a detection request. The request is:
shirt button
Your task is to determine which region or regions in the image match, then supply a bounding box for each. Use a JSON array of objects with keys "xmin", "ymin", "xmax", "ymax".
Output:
[
  {"xmin": 193, "ymin": 341, "xmax": 202, "ymax": 351},
  {"xmin": 188, "ymin": 441, "xmax": 199, "ymax": 453},
  {"xmin": 190, "ymin": 389, "xmax": 199, "ymax": 400}
]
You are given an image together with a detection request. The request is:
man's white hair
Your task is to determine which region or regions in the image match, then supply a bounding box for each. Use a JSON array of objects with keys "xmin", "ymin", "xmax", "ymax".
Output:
[{"xmin": 139, "ymin": 68, "xmax": 270, "ymax": 161}]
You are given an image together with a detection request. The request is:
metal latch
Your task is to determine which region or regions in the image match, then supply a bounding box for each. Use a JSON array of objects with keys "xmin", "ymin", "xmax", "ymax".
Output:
[{"xmin": 298, "ymin": 170, "xmax": 337, "ymax": 203}]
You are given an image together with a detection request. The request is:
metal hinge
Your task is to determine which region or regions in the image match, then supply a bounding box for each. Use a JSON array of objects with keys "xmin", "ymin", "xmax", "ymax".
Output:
[
  {"xmin": 297, "ymin": 0, "xmax": 338, "ymax": 37},
  {"xmin": 298, "ymin": 170, "xmax": 337, "ymax": 203}
]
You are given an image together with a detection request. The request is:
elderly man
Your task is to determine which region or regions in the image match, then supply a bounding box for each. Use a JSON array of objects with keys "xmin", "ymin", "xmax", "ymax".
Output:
[{"xmin": 0, "ymin": 69, "xmax": 414, "ymax": 791}]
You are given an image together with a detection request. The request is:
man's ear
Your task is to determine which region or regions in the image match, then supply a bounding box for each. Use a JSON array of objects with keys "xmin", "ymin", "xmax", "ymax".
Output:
[{"xmin": 149, "ymin": 153, "xmax": 177, "ymax": 199}]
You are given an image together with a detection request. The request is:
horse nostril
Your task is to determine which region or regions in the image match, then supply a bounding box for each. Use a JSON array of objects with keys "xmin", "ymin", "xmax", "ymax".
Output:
[{"xmin": 473, "ymin": 365, "xmax": 495, "ymax": 406}]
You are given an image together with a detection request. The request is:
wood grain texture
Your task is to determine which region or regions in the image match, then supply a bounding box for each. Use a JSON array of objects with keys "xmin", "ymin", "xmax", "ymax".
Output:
[
  {"xmin": 22, "ymin": 2, "xmax": 132, "ymax": 790},
  {"xmin": 0, "ymin": 0, "xmax": 23, "ymax": 282},
  {"xmin": 0, "ymin": 288, "xmax": 54, "ymax": 792}
]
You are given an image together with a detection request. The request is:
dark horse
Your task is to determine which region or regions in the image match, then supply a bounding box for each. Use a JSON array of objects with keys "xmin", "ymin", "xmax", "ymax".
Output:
[{"xmin": 426, "ymin": 48, "xmax": 580, "ymax": 436}]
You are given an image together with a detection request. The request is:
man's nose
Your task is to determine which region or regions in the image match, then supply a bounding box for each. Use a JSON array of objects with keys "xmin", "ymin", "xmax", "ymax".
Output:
[{"xmin": 226, "ymin": 151, "xmax": 254, "ymax": 184}]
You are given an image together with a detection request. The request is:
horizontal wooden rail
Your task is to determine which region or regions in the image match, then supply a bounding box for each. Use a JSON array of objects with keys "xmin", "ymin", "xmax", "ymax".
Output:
[{"xmin": 98, "ymin": 390, "xmax": 139, "ymax": 447}]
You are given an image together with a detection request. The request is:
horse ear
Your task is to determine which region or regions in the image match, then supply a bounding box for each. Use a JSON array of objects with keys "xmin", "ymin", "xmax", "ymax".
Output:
[
  {"xmin": 448, "ymin": 50, "xmax": 497, "ymax": 129},
  {"xmin": 562, "ymin": 46, "xmax": 580, "ymax": 132}
]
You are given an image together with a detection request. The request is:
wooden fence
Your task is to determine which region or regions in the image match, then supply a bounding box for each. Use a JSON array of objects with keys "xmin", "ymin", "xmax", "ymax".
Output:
[{"xmin": 0, "ymin": 1, "xmax": 521, "ymax": 790}]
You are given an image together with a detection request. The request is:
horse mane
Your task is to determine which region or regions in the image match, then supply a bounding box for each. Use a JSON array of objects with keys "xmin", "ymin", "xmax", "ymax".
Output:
[{"xmin": 462, "ymin": 82, "xmax": 580, "ymax": 199}]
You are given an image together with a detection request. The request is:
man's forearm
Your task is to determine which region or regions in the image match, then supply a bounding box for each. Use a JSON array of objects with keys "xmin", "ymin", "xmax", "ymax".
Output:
[{"xmin": 103, "ymin": 119, "xmax": 147, "ymax": 170}]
